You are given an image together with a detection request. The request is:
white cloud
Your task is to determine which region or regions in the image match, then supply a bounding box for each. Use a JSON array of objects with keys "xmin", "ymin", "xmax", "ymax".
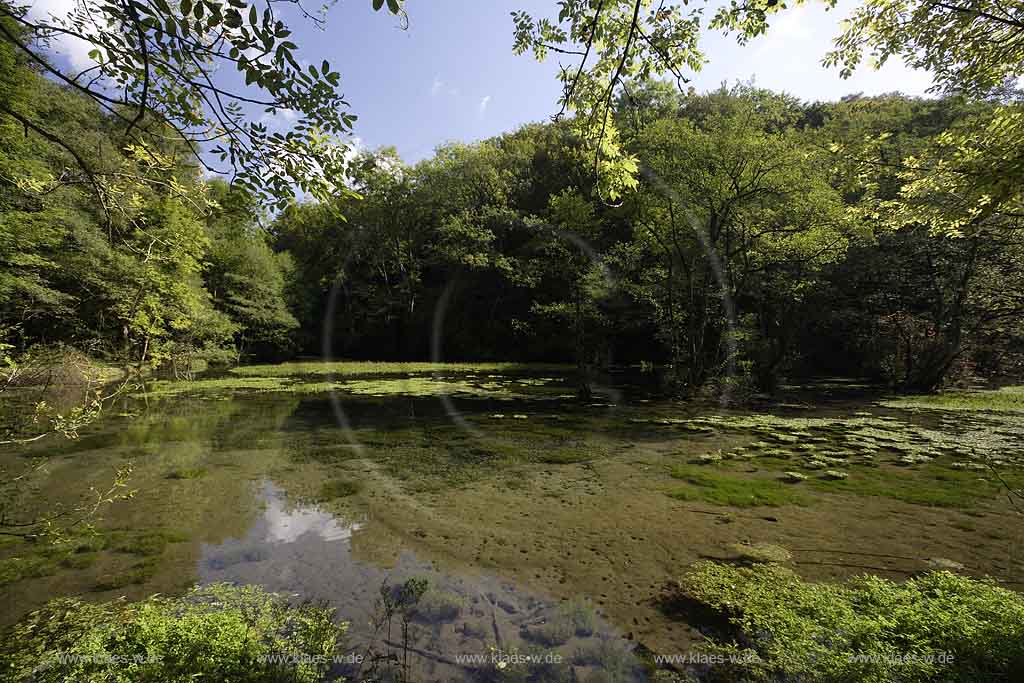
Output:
[
  {"xmin": 27, "ymin": 0, "xmax": 96, "ymax": 72},
  {"xmin": 342, "ymin": 136, "xmax": 364, "ymax": 168},
  {"xmin": 478, "ymin": 95, "xmax": 491, "ymax": 116},
  {"xmin": 258, "ymin": 107, "xmax": 300, "ymax": 130},
  {"xmin": 263, "ymin": 486, "xmax": 361, "ymax": 544},
  {"xmin": 431, "ymin": 75, "xmax": 443, "ymax": 97},
  {"xmin": 695, "ymin": 0, "xmax": 934, "ymax": 99}
]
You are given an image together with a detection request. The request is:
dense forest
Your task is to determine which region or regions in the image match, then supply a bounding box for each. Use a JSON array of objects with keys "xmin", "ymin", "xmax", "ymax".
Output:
[{"xmin": 5, "ymin": 31, "xmax": 1023, "ymax": 394}]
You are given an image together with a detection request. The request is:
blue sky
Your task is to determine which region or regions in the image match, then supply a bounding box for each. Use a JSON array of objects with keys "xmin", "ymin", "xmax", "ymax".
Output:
[
  {"xmin": 303, "ymin": 0, "xmax": 935, "ymax": 163},
  {"xmin": 32, "ymin": 0, "xmax": 936, "ymax": 164}
]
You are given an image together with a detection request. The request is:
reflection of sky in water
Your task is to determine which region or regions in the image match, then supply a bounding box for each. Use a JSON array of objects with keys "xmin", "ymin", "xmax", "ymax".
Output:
[
  {"xmin": 199, "ymin": 481, "xmax": 643, "ymax": 682},
  {"xmin": 262, "ymin": 483, "xmax": 361, "ymax": 543}
]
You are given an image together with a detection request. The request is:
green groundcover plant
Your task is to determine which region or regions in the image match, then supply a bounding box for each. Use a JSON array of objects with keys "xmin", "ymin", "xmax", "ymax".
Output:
[
  {"xmin": 679, "ymin": 562, "xmax": 1024, "ymax": 682},
  {"xmin": 0, "ymin": 583, "xmax": 346, "ymax": 683}
]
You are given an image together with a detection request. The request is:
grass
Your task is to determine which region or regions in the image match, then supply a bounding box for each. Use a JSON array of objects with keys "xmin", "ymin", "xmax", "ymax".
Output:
[
  {"xmin": 230, "ymin": 361, "xmax": 572, "ymax": 378},
  {"xmin": 668, "ymin": 464, "xmax": 810, "ymax": 507},
  {"xmin": 880, "ymin": 386, "xmax": 1024, "ymax": 413}
]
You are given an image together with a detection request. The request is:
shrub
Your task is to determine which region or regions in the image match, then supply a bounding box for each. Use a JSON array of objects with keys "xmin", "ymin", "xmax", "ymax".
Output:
[
  {"xmin": 1, "ymin": 583, "xmax": 346, "ymax": 683},
  {"xmin": 678, "ymin": 562, "xmax": 1024, "ymax": 682}
]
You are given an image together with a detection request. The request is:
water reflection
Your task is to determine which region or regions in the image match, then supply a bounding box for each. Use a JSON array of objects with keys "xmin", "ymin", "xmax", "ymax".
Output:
[
  {"xmin": 263, "ymin": 483, "xmax": 363, "ymax": 543},
  {"xmin": 200, "ymin": 482, "xmax": 644, "ymax": 682}
]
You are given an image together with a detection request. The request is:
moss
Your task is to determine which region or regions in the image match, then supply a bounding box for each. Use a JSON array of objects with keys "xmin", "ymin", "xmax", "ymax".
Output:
[{"xmin": 668, "ymin": 465, "xmax": 810, "ymax": 507}]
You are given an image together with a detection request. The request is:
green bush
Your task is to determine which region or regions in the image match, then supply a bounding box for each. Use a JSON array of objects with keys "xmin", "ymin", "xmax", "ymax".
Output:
[
  {"xmin": 1, "ymin": 583, "xmax": 346, "ymax": 683},
  {"xmin": 678, "ymin": 562, "xmax": 1024, "ymax": 682}
]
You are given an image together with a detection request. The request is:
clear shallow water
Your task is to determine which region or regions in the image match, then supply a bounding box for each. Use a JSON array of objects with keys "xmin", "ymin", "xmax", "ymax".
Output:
[
  {"xmin": 1, "ymin": 369, "xmax": 659, "ymax": 681},
  {"xmin": 200, "ymin": 481, "xmax": 642, "ymax": 681},
  {"xmin": 3, "ymin": 369, "xmax": 1022, "ymax": 682}
]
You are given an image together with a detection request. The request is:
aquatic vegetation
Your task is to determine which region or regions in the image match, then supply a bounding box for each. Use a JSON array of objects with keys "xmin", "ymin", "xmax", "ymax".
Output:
[
  {"xmin": 412, "ymin": 589, "xmax": 466, "ymax": 622},
  {"xmin": 728, "ymin": 542, "xmax": 793, "ymax": 564},
  {"xmin": 879, "ymin": 386, "xmax": 1024, "ymax": 413},
  {"xmin": 0, "ymin": 556, "xmax": 56, "ymax": 587},
  {"xmin": 558, "ymin": 598, "xmax": 598, "ymax": 637},
  {"xmin": 108, "ymin": 529, "xmax": 188, "ymax": 556},
  {"xmin": 136, "ymin": 377, "xmax": 344, "ymax": 397},
  {"xmin": 669, "ymin": 466, "xmax": 809, "ymax": 507},
  {"xmin": 672, "ymin": 409, "xmax": 1024, "ymax": 509},
  {"xmin": 525, "ymin": 612, "xmax": 576, "ymax": 646},
  {"xmin": 319, "ymin": 479, "xmax": 363, "ymax": 500},
  {"xmin": 230, "ymin": 361, "xmax": 572, "ymax": 378},
  {"xmin": 337, "ymin": 377, "xmax": 528, "ymax": 398},
  {"xmin": 539, "ymin": 446, "xmax": 593, "ymax": 464},
  {"xmin": 93, "ymin": 557, "xmax": 161, "ymax": 591},
  {"xmin": 166, "ymin": 466, "xmax": 207, "ymax": 479},
  {"xmin": 679, "ymin": 562, "xmax": 1024, "ymax": 682},
  {"xmin": 2, "ymin": 584, "xmax": 346, "ymax": 683}
]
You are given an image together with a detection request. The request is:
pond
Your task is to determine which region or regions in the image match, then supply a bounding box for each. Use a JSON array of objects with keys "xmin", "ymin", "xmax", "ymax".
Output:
[{"xmin": 2, "ymin": 363, "xmax": 1023, "ymax": 681}]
